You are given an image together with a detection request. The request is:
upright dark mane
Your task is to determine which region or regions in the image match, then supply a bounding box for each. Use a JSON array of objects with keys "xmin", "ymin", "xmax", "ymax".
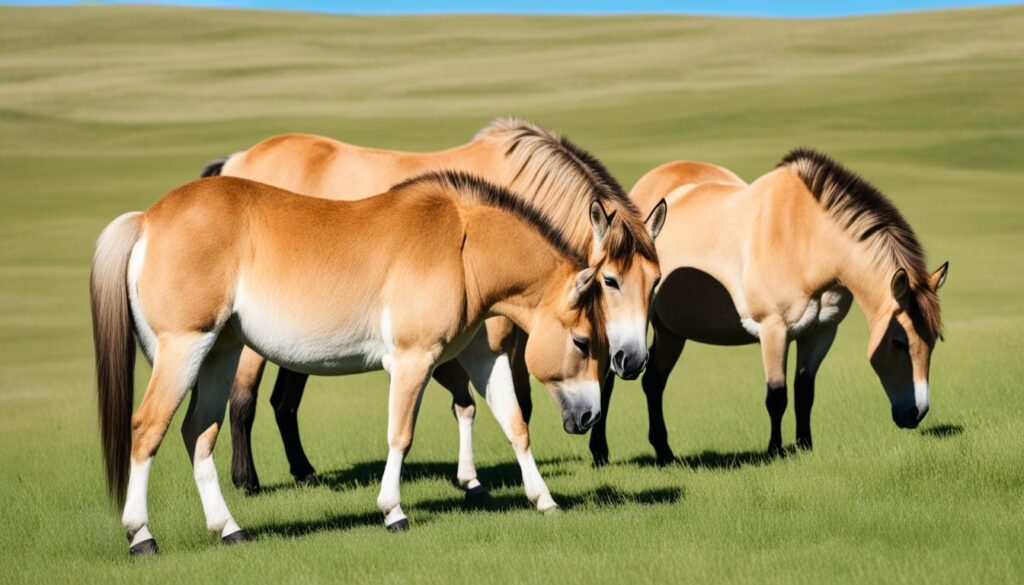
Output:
[
  {"xmin": 475, "ymin": 117, "xmax": 657, "ymax": 266},
  {"xmin": 391, "ymin": 170, "xmax": 587, "ymax": 268},
  {"xmin": 780, "ymin": 148, "xmax": 941, "ymax": 339},
  {"xmin": 392, "ymin": 169, "xmax": 607, "ymax": 343}
]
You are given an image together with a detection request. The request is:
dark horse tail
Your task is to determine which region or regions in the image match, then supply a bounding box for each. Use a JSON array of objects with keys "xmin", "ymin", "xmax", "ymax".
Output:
[
  {"xmin": 90, "ymin": 211, "xmax": 143, "ymax": 506},
  {"xmin": 199, "ymin": 157, "xmax": 228, "ymax": 178}
]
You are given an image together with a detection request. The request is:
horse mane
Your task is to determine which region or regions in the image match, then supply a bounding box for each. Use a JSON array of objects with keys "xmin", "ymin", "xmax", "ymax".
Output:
[
  {"xmin": 391, "ymin": 170, "xmax": 587, "ymax": 268},
  {"xmin": 779, "ymin": 148, "xmax": 942, "ymax": 340},
  {"xmin": 391, "ymin": 169, "xmax": 607, "ymax": 343},
  {"xmin": 474, "ymin": 117, "xmax": 657, "ymax": 267}
]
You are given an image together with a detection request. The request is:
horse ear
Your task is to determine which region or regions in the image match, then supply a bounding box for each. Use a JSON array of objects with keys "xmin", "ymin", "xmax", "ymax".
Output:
[
  {"xmin": 568, "ymin": 267, "xmax": 597, "ymax": 308},
  {"xmin": 589, "ymin": 201, "xmax": 610, "ymax": 245},
  {"xmin": 891, "ymin": 268, "xmax": 910, "ymax": 305},
  {"xmin": 930, "ymin": 261, "xmax": 949, "ymax": 291},
  {"xmin": 645, "ymin": 199, "xmax": 667, "ymax": 240}
]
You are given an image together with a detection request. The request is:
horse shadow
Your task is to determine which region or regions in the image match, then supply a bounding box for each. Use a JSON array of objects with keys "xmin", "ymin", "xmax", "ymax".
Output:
[
  {"xmin": 257, "ymin": 457, "xmax": 573, "ymax": 496},
  {"xmin": 628, "ymin": 445, "xmax": 798, "ymax": 471},
  {"xmin": 248, "ymin": 458, "xmax": 683, "ymax": 541},
  {"xmin": 920, "ymin": 423, "xmax": 964, "ymax": 439}
]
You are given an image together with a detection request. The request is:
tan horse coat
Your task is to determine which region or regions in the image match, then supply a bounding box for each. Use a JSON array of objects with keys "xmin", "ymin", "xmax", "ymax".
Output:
[
  {"xmin": 589, "ymin": 150, "xmax": 947, "ymax": 464},
  {"xmin": 207, "ymin": 118, "xmax": 663, "ymax": 497},
  {"xmin": 91, "ymin": 172, "xmax": 609, "ymax": 554}
]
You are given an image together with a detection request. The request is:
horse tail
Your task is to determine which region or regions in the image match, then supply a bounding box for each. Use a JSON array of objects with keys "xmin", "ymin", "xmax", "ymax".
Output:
[
  {"xmin": 90, "ymin": 211, "xmax": 143, "ymax": 505},
  {"xmin": 198, "ymin": 151, "xmax": 243, "ymax": 178}
]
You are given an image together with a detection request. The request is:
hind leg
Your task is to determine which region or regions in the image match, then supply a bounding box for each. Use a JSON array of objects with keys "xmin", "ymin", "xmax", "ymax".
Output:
[
  {"xmin": 269, "ymin": 368, "xmax": 316, "ymax": 484},
  {"xmin": 123, "ymin": 332, "xmax": 217, "ymax": 556},
  {"xmin": 229, "ymin": 346, "xmax": 266, "ymax": 493},
  {"xmin": 433, "ymin": 360, "xmax": 486, "ymax": 499},
  {"xmin": 181, "ymin": 340, "xmax": 248, "ymax": 543}
]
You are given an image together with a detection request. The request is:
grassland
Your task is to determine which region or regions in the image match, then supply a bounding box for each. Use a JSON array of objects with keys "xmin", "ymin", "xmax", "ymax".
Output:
[{"xmin": 1, "ymin": 4, "xmax": 1023, "ymax": 583}]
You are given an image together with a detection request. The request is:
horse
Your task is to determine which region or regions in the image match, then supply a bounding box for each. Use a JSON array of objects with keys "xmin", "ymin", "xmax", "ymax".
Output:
[
  {"xmin": 202, "ymin": 117, "xmax": 665, "ymax": 502},
  {"xmin": 588, "ymin": 149, "xmax": 948, "ymax": 465},
  {"xmin": 90, "ymin": 171, "xmax": 614, "ymax": 555}
]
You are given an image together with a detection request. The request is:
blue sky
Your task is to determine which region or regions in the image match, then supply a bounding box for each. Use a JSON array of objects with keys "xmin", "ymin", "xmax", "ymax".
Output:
[{"xmin": 3, "ymin": 0, "xmax": 1016, "ymax": 16}]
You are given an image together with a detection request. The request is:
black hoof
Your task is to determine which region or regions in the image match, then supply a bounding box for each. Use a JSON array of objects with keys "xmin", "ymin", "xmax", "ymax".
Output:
[
  {"xmin": 591, "ymin": 451, "xmax": 610, "ymax": 467},
  {"xmin": 129, "ymin": 538, "xmax": 159, "ymax": 557},
  {"xmin": 233, "ymin": 475, "xmax": 261, "ymax": 494},
  {"xmin": 767, "ymin": 443, "xmax": 785, "ymax": 458},
  {"xmin": 386, "ymin": 518, "xmax": 409, "ymax": 532},
  {"xmin": 465, "ymin": 484, "xmax": 491, "ymax": 505},
  {"xmin": 221, "ymin": 529, "xmax": 251, "ymax": 545},
  {"xmin": 796, "ymin": 437, "xmax": 813, "ymax": 451},
  {"xmin": 294, "ymin": 472, "xmax": 319, "ymax": 486},
  {"xmin": 655, "ymin": 451, "xmax": 675, "ymax": 466}
]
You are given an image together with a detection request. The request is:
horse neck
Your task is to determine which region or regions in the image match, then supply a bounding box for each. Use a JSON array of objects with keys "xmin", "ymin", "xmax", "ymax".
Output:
[
  {"xmin": 832, "ymin": 235, "xmax": 896, "ymax": 330},
  {"xmin": 459, "ymin": 205, "xmax": 574, "ymax": 333},
  {"xmin": 469, "ymin": 135, "xmax": 625, "ymax": 260}
]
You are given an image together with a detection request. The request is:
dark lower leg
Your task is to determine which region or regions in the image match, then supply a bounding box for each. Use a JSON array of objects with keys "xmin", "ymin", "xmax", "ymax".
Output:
[
  {"xmin": 269, "ymin": 368, "xmax": 316, "ymax": 482},
  {"xmin": 794, "ymin": 370, "xmax": 814, "ymax": 450},
  {"xmin": 510, "ymin": 329, "xmax": 533, "ymax": 424},
  {"xmin": 766, "ymin": 382, "xmax": 787, "ymax": 455},
  {"xmin": 229, "ymin": 356, "xmax": 264, "ymax": 493},
  {"xmin": 643, "ymin": 372, "xmax": 674, "ymax": 464},
  {"xmin": 588, "ymin": 371, "xmax": 615, "ymax": 466},
  {"xmin": 229, "ymin": 384, "xmax": 260, "ymax": 493}
]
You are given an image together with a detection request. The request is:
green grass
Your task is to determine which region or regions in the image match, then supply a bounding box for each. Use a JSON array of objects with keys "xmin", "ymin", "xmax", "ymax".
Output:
[{"xmin": 2, "ymin": 5, "xmax": 1023, "ymax": 583}]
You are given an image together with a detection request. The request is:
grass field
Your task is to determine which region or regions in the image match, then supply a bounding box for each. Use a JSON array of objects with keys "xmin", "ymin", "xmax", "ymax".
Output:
[{"xmin": 2, "ymin": 4, "xmax": 1023, "ymax": 583}]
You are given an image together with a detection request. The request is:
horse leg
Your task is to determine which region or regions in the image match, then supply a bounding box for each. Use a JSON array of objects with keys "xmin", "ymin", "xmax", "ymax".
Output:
[
  {"xmin": 588, "ymin": 371, "xmax": 615, "ymax": 466},
  {"xmin": 643, "ymin": 319, "xmax": 685, "ymax": 465},
  {"xmin": 229, "ymin": 346, "xmax": 266, "ymax": 493},
  {"xmin": 759, "ymin": 318, "xmax": 790, "ymax": 456},
  {"xmin": 433, "ymin": 360, "xmax": 486, "ymax": 499},
  {"xmin": 509, "ymin": 327, "xmax": 533, "ymax": 424},
  {"xmin": 123, "ymin": 332, "xmax": 216, "ymax": 556},
  {"xmin": 181, "ymin": 341, "xmax": 248, "ymax": 544},
  {"xmin": 457, "ymin": 332, "xmax": 557, "ymax": 512},
  {"xmin": 269, "ymin": 367, "xmax": 316, "ymax": 484},
  {"xmin": 794, "ymin": 325, "xmax": 838, "ymax": 451},
  {"xmin": 377, "ymin": 351, "xmax": 434, "ymax": 531}
]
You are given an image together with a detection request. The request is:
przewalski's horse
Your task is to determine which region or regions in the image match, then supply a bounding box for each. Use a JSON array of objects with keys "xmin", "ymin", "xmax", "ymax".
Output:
[
  {"xmin": 204, "ymin": 117, "xmax": 665, "ymax": 499},
  {"xmin": 589, "ymin": 149, "xmax": 948, "ymax": 465},
  {"xmin": 91, "ymin": 171, "xmax": 612, "ymax": 555}
]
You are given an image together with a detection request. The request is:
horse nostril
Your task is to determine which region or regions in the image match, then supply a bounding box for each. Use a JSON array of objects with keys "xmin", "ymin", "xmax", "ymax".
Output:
[
  {"xmin": 580, "ymin": 411, "xmax": 593, "ymax": 428},
  {"xmin": 614, "ymin": 350, "xmax": 627, "ymax": 370}
]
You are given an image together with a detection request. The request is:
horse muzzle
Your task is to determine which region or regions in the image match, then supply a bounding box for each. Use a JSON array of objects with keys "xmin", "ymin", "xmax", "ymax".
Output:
[{"xmin": 612, "ymin": 347, "xmax": 648, "ymax": 380}]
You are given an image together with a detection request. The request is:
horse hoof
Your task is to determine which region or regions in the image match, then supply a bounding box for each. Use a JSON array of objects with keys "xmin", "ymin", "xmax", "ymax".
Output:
[
  {"xmin": 221, "ymin": 529, "xmax": 251, "ymax": 545},
  {"xmin": 465, "ymin": 484, "xmax": 491, "ymax": 505},
  {"xmin": 591, "ymin": 451, "xmax": 610, "ymax": 467},
  {"xmin": 295, "ymin": 472, "xmax": 319, "ymax": 486},
  {"xmin": 129, "ymin": 538, "xmax": 159, "ymax": 557},
  {"xmin": 386, "ymin": 518, "xmax": 409, "ymax": 532},
  {"xmin": 655, "ymin": 453, "xmax": 675, "ymax": 467},
  {"xmin": 541, "ymin": 505, "xmax": 562, "ymax": 516},
  {"xmin": 767, "ymin": 444, "xmax": 785, "ymax": 458}
]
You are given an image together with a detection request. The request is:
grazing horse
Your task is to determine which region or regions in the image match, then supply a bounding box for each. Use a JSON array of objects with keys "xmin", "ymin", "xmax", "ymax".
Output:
[
  {"xmin": 91, "ymin": 172, "xmax": 612, "ymax": 555},
  {"xmin": 203, "ymin": 118, "xmax": 665, "ymax": 501},
  {"xmin": 589, "ymin": 149, "xmax": 948, "ymax": 465}
]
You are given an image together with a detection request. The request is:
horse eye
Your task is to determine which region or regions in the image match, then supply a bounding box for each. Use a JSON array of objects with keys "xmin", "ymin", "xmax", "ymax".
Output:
[
  {"xmin": 892, "ymin": 338, "xmax": 909, "ymax": 351},
  {"xmin": 603, "ymin": 275, "xmax": 620, "ymax": 290},
  {"xmin": 572, "ymin": 336, "xmax": 590, "ymax": 354}
]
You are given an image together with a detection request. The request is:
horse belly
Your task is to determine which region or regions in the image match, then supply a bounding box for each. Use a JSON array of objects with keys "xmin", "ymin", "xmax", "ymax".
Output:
[
  {"xmin": 229, "ymin": 281, "xmax": 388, "ymax": 376},
  {"xmin": 654, "ymin": 266, "xmax": 757, "ymax": 346}
]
